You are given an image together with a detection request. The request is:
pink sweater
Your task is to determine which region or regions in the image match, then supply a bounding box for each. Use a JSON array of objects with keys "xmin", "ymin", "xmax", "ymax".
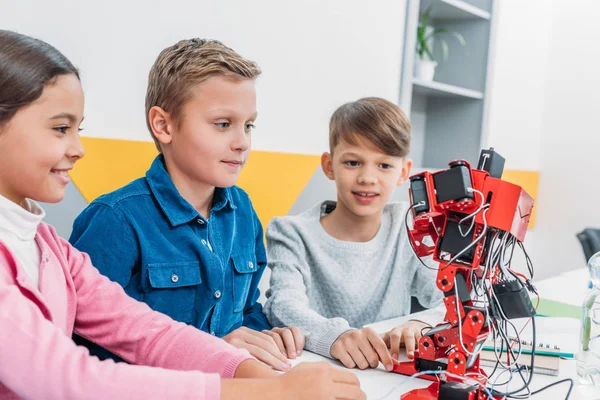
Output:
[{"xmin": 0, "ymin": 222, "xmax": 253, "ymax": 399}]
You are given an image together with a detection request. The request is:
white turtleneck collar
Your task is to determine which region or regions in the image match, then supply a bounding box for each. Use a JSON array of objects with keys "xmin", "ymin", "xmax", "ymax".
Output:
[{"xmin": 0, "ymin": 193, "xmax": 45, "ymax": 241}]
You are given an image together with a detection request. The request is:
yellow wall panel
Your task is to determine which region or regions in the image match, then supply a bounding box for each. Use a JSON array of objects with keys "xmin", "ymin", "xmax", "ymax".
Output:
[
  {"xmin": 71, "ymin": 138, "xmax": 320, "ymax": 230},
  {"xmin": 502, "ymin": 169, "xmax": 540, "ymax": 228},
  {"xmin": 71, "ymin": 138, "xmax": 158, "ymax": 202},
  {"xmin": 238, "ymin": 152, "xmax": 320, "ymax": 229}
]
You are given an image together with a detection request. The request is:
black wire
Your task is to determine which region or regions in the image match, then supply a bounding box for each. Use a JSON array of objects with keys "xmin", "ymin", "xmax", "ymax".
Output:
[
  {"xmin": 420, "ymin": 325, "xmax": 433, "ymax": 336},
  {"xmin": 508, "ymin": 378, "xmax": 573, "ymax": 399},
  {"xmin": 489, "ymin": 317, "xmax": 536, "ymax": 397},
  {"xmin": 517, "ymin": 241, "xmax": 534, "ymax": 279},
  {"xmin": 487, "ymin": 320, "xmax": 502, "ymax": 377},
  {"xmin": 404, "ymin": 204, "xmax": 438, "ymax": 271}
]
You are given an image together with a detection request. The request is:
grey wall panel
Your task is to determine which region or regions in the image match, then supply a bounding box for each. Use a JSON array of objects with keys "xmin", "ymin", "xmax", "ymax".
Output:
[
  {"xmin": 423, "ymin": 97, "xmax": 483, "ymax": 168},
  {"xmin": 41, "ymin": 183, "xmax": 88, "ymax": 239}
]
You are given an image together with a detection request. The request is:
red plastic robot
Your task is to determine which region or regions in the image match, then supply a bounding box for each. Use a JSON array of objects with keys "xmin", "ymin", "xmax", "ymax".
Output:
[{"xmin": 393, "ymin": 148, "xmax": 536, "ymax": 400}]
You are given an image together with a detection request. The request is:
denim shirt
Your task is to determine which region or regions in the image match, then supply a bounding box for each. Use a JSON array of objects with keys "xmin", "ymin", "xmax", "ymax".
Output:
[{"xmin": 69, "ymin": 155, "xmax": 271, "ymax": 359}]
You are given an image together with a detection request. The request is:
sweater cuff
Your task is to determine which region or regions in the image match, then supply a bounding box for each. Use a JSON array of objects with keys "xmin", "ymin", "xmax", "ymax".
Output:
[
  {"xmin": 306, "ymin": 319, "xmax": 353, "ymax": 359},
  {"xmin": 221, "ymin": 350, "xmax": 255, "ymax": 379}
]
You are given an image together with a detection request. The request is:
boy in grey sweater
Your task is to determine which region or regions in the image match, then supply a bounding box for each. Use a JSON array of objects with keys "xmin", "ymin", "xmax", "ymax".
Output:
[{"xmin": 264, "ymin": 97, "xmax": 443, "ymax": 373}]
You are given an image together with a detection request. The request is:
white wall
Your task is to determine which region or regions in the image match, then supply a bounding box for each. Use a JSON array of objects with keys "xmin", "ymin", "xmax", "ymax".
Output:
[
  {"xmin": 484, "ymin": 0, "xmax": 554, "ymax": 171},
  {"xmin": 2, "ymin": 0, "xmax": 407, "ymax": 156},
  {"xmin": 482, "ymin": 0, "xmax": 554, "ymax": 279},
  {"xmin": 486, "ymin": 0, "xmax": 600, "ymax": 279},
  {"xmin": 1, "ymin": 0, "xmax": 408, "ymax": 303},
  {"xmin": 8, "ymin": 0, "xmax": 593, "ymax": 285},
  {"xmin": 531, "ymin": 0, "xmax": 600, "ymax": 278}
]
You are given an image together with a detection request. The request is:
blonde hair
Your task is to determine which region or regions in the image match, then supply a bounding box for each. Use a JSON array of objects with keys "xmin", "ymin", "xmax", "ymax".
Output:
[
  {"xmin": 329, "ymin": 97, "xmax": 411, "ymax": 157},
  {"xmin": 145, "ymin": 38, "xmax": 261, "ymax": 151}
]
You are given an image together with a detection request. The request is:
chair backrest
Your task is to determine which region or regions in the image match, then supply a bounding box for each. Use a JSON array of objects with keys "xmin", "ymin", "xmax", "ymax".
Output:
[{"xmin": 577, "ymin": 228, "xmax": 600, "ymax": 264}]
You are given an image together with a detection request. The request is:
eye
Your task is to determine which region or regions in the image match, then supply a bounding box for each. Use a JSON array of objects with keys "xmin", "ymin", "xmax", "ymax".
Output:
[
  {"xmin": 344, "ymin": 161, "xmax": 360, "ymax": 167},
  {"xmin": 244, "ymin": 123, "xmax": 256, "ymax": 133},
  {"xmin": 53, "ymin": 126, "xmax": 69, "ymax": 134},
  {"xmin": 215, "ymin": 122, "xmax": 230, "ymax": 129},
  {"xmin": 379, "ymin": 163, "xmax": 393, "ymax": 169}
]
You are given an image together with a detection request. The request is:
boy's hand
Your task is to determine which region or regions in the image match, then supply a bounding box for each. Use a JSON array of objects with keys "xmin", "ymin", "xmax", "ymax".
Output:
[
  {"xmin": 278, "ymin": 362, "xmax": 366, "ymax": 400},
  {"xmin": 224, "ymin": 326, "xmax": 292, "ymax": 371},
  {"xmin": 330, "ymin": 328, "xmax": 393, "ymax": 371},
  {"xmin": 262, "ymin": 326, "xmax": 305, "ymax": 359},
  {"xmin": 380, "ymin": 320, "xmax": 429, "ymax": 360}
]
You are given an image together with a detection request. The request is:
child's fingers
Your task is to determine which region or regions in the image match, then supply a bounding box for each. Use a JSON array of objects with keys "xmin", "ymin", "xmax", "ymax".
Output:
[
  {"xmin": 276, "ymin": 328, "xmax": 298, "ymax": 359},
  {"xmin": 403, "ymin": 333, "xmax": 417, "ymax": 359},
  {"xmin": 240, "ymin": 329, "xmax": 288, "ymax": 363},
  {"xmin": 262, "ymin": 329, "xmax": 286, "ymax": 356},
  {"xmin": 387, "ymin": 327, "xmax": 403, "ymax": 360},
  {"xmin": 356, "ymin": 338, "xmax": 379, "ymax": 369},
  {"xmin": 246, "ymin": 344, "xmax": 292, "ymax": 371},
  {"xmin": 346, "ymin": 342, "xmax": 370, "ymax": 370},
  {"xmin": 367, "ymin": 332, "xmax": 393, "ymax": 371},
  {"xmin": 333, "ymin": 382, "xmax": 366, "ymax": 400},
  {"xmin": 289, "ymin": 326, "xmax": 305, "ymax": 355},
  {"xmin": 380, "ymin": 331, "xmax": 390, "ymax": 348},
  {"xmin": 335, "ymin": 348, "xmax": 357, "ymax": 369},
  {"xmin": 331, "ymin": 367, "xmax": 360, "ymax": 386}
]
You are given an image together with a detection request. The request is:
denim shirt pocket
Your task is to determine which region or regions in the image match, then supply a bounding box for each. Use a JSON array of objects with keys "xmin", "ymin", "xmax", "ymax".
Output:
[
  {"xmin": 146, "ymin": 261, "xmax": 201, "ymax": 323},
  {"xmin": 231, "ymin": 252, "xmax": 257, "ymax": 313}
]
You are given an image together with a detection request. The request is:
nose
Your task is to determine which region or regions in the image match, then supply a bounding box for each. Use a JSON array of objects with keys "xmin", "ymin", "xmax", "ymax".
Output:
[
  {"xmin": 67, "ymin": 133, "xmax": 85, "ymax": 161},
  {"xmin": 231, "ymin": 126, "xmax": 250, "ymax": 152},
  {"xmin": 357, "ymin": 166, "xmax": 378, "ymax": 185}
]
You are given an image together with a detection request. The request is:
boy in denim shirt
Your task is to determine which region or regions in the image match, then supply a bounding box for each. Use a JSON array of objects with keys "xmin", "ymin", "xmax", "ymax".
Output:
[{"xmin": 70, "ymin": 39, "xmax": 302, "ymax": 371}]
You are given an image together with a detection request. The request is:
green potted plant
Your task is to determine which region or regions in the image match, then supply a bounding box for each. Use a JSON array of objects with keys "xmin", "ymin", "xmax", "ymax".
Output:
[{"xmin": 415, "ymin": 7, "xmax": 466, "ymax": 81}]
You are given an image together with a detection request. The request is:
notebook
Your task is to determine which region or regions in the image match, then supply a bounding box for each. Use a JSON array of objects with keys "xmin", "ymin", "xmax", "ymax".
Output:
[{"xmin": 481, "ymin": 316, "xmax": 579, "ymax": 359}]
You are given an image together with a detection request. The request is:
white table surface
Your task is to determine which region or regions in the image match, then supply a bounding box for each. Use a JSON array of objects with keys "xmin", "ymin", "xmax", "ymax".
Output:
[{"xmin": 292, "ymin": 268, "xmax": 600, "ymax": 400}]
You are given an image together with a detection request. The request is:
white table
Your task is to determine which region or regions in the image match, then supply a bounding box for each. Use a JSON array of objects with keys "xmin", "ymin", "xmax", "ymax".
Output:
[{"xmin": 292, "ymin": 269, "xmax": 600, "ymax": 399}]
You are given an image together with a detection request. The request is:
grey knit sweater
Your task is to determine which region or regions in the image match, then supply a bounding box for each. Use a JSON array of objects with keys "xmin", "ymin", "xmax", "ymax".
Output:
[{"xmin": 264, "ymin": 201, "xmax": 443, "ymax": 359}]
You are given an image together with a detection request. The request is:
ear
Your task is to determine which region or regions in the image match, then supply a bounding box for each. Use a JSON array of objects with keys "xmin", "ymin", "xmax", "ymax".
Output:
[
  {"xmin": 148, "ymin": 106, "xmax": 174, "ymax": 147},
  {"xmin": 321, "ymin": 152, "xmax": 335, "ymax": 181},
  {"xmin": 397, "ymin": 158, "xmax": 413, "ymax": 186}
]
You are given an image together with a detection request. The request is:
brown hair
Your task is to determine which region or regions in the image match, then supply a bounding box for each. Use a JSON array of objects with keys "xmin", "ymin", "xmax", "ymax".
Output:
[
  {"xmin": 0, "ymin": 30, "xmax": 79, "ymax": 126},
  {"xmin": 145, "ymin": 38, "xmax": 261, "ymax": 151},
  {"xmin": 329, "ymin": 97, "xmax": 411, "ymax": 157}
]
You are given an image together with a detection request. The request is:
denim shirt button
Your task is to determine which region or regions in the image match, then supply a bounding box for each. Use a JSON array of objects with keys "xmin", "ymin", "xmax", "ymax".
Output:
[
  {"xmin": 201, "ymin": 239, "xmax": 207, "ymax": 246},
  {"xmin": 211, "ymin": 331, "xmax": 216, "ymax": 336},
  {"xmin": 171, "ymin": 274, "xmax": 179, "ymax": 283},
  {"xmin": 248, "ymin": 261, "xmax": 254, "ymax": 269},
  {"xmin": 197, "ymin": 218, "xmax": 204, "ymax": 225},
  {"xmin": 214, "ymin": 290, "xmax": 222, "ymax": 299}
]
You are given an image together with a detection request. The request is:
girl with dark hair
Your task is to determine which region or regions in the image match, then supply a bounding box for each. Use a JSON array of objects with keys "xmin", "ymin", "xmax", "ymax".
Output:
[{"xmin": 0, "ymin": 30, "xmax": 364, "ymax": 400}]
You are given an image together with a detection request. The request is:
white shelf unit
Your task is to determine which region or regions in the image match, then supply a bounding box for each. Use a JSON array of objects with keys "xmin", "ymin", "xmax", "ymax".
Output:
[
  {"xmin": 430, "ymin": 0, "xmax": 490, "ymax": 20},
  {"xmin": 413, "ymin": 78, "xmax": 483, "ymax": 100},
  {"xmin": 399, "ymin": 0, "xmax": 496, "ymax": 169}
]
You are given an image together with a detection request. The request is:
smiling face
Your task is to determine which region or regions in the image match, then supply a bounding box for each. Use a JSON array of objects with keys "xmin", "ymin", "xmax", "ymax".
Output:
[
  {"xmin": 0, "ymin": 73, "xmax": 85, "ymax": 205},
  {"xmin": 322, "ymin": 135, "xmax": 412, "ymax": 219}
]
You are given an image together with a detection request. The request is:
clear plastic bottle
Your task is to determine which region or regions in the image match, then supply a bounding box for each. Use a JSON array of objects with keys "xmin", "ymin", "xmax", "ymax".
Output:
[{"xmin": 577, "ymin": 251, "xmax": 600, "ymax": 386}]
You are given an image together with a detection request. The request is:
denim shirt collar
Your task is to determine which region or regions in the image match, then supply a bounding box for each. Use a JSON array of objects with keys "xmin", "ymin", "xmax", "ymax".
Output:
[{"xmin": 146, "ymin": 155, "xmax": 236, "ymax": 227}]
